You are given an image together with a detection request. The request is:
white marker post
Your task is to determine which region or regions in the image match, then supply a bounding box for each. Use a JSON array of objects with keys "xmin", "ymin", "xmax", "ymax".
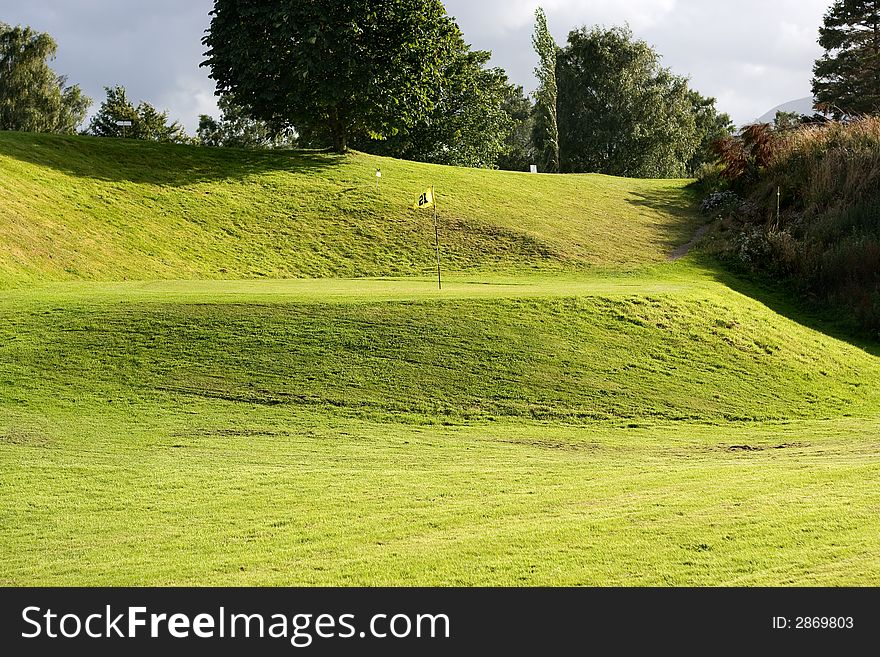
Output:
[
  {"xmin": 376, "ymin": 168, "xmax": 382, "ymax": 191},
  {"xmin": 115, "ymin": 120, "xmax": 133, "ymax": 139},
  {"xmin": 530, "ymin": 165, "xmax": 538, "ymax": 174}
]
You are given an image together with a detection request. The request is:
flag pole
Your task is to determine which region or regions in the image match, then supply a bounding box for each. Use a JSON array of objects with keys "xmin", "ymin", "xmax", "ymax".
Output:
[{"xmin": 433, "ymin": 186, "xmax": 441, "ymax": 290}]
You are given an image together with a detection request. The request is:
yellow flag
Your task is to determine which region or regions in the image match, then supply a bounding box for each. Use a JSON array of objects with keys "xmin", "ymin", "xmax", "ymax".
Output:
[{"xmin": 413, "ymin": 187, "xmax": 434, "ymax": 210}]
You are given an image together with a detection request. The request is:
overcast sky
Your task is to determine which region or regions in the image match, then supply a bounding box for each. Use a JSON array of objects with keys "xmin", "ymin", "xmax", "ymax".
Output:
[{"xmin": 1, "ymin": 0, "xmax": 830, "ymax": 133}]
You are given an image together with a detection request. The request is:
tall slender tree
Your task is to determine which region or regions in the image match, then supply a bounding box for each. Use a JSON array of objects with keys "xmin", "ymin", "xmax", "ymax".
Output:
[
  {"xmin": 813, "ymin": 0, "xmax": 880, "ymax": 117},
  {"xmin": 531, "ymin": 8, "xmax": 560, "ymax": 173}
]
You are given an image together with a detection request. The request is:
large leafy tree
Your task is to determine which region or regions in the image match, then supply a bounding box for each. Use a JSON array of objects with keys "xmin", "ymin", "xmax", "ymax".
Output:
[
  {"xmin": 813, "ymin": 0, "xmax": 880, "ymax": 117},
  {"xmin": 198, "ymin": 96, "xmax": 296, "ymax": 149},
  {"xmin": 556, "ymin": 25, "xmax": 698, "ymax": 178},
  {"xmin": 358, "ymin": 47, "xmax": 517, "ymax": 168},
  {"xmin": 496, "ymin": 85, "xmax": 535, "ymax": 172},
  {"xmin": 202, "ymin": 0, "xmax": 461, "ymax": 154},
  {"xmin": 0, "ymin": 23, "xmax": 90, "ymax": 133},
  {"xmin": 687, "ymin": 91, "xmax": 735, "ymax": 174},
  {"xmin": 88, "ymin": 86, "xmax": 189, "ymax": 143},
  {"xmin": 531, "ymin": 8, "xmax": 560, "ymax": 173}
]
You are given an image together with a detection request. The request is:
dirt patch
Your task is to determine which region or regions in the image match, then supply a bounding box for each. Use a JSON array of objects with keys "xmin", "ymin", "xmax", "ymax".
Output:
[
  {"xmin": 725, "ymin": 442, "xmax": 809, "ymax": 453},
  {"xmin": 173, "ymin": 428, "xmax": 292, "ymax": 439},
  {"xmin": 0, "ymin": 429, "xmax": 51, "ymax": 448},
  {"xmin": 669, "ymin": 224, "xmax": 710, "ymax": 261}
]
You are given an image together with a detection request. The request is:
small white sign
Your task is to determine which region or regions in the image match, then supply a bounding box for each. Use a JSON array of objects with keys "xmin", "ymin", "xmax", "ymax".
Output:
[
  {"xmin": 529, "ymin": 165, "xmax": 538, "ymax": 174},
  {"xmin": 376, "ymin": 169, "xmax": 382, "ymax": 178},
  {"xmin": 115, "ymin": 120, "xmax": 133, "ymax": 127}
]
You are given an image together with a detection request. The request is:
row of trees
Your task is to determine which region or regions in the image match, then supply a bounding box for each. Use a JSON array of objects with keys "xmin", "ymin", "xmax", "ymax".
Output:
[
  {"xmin": 5, "ymin": 4, "xmax": 733, "ymax": 177},
  {"xmin": 0, "ymin": 22, "xmax": 194, "ymax": 144},
  {"xmin": 203, "ymin": 1, "xmax": 732, "ymax": 176},
  {"xmin": 9, "ymin": 1, "xmax": 880, "ymax": 175}
]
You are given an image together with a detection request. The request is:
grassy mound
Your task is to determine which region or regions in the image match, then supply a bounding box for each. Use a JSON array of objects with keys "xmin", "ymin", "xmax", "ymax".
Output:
[
  {"xmin": 1, "ymin": 132, "xmax": 878, "ymax": 586},
  {"xmin": 2, "ymin": 276, "xmax": 880, "ymax": 586},
  {"xmin": 2, "ymin": 275, "xmax": 878, "ymax": 424},
  {"xmin": 0, "ymin": 132, "xmax": 697, "ymax": 282}
]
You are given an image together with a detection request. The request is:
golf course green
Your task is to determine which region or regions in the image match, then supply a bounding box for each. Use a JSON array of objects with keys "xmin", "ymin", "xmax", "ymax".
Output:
[{"xmin": 1, "ymin": 132, "xmax": 878, "ymax": 585}]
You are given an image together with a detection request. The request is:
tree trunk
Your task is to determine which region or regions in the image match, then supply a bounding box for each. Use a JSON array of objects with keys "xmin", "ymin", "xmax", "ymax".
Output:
[{"xmin": 329, "ymin": 108, "xmax": 348, "ymax": 154}]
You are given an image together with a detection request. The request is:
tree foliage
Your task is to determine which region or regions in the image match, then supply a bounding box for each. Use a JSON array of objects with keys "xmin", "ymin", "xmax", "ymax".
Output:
[
  {"xmin": 203, "ymin": 0, "xmax": 461, "ymax": 154},
  {"xmin": 497, "ymin": 85, "xmax": 535, "ymax": 172},
  {"xmin": 773, "ymin": 110, "xmax": 807, "ymax": 131},
  {"xmin": 712, "ymin": 123, "xmax": 779, "ymax": 187},
  {"xmin": 688, "ymin": 91, "xmax": 735, "ymax": 175},
  {"xmin": 531, "ymin": 8, "xmax": 560, "ymax": 173},
  {"xmin": 556, "ymin": 26, "xmax": 698, "ymax": 178},
  {"xmin": 813, "ymin": 0, "xmax": 880, "ymax": 117},
  {"xmin": 0, "ymin": 23, "xmax": 90, "ymax": 133},
  {"xmin": 88, "ymin": 86, "xmax": 189, "ymax": 143},
  {"xmin": 357, "ymin": 47, "xmax": 519, "ymax": 168},
  {"xmin": 198, "ymin": 96, "xmax": 296, "ymax": 149}
]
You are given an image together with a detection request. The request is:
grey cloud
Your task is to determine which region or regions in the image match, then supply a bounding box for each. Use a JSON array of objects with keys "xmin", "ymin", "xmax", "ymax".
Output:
[
  {"xmin": 3, "ymin": 0, "xmax": 216, "ymax": 132},
  {"xmin": 2, "ymin": 0, "xmax": 832, "ymax": 132}
]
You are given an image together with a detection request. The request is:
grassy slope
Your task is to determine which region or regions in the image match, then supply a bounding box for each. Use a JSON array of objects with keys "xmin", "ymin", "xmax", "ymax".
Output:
[
  {"xmin": 2, "ymin": 275, "xmax": 879, "ymax": 424},
  {"xmin": 1, "ymin": 133, "xmax": 878, "ymax": 585},
  {"xmin": 0, "ymin": 132, "xmax": 696, "ymax": 281}
]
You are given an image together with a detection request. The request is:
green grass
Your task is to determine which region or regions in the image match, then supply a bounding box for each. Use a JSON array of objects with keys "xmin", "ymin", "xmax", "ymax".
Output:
[
  {"xmin": 0, "ymin": 133, "xmax": 878, "ymax": 586},
  {"xmin": 0, "ymin": 131, "xmax": 698, "ymax": 282}
]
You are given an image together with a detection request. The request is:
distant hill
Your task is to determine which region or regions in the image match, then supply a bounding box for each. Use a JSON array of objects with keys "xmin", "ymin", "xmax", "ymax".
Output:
[{"xmin": 755, "ymin": 96, "xmax": 818, "ymax": 124}]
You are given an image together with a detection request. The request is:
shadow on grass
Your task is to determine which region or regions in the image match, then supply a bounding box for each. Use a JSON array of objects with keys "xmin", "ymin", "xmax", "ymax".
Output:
[
  {"xmin": 625, "ymin": 187, "xmax": 880, "ymax": 353},
  {"xmin": 0, "ymin": 132, "xmax": 343, "ymax": 185},
  {"xmin": 625, "ymin": 185, "xmax": 706, "ymax": 255},
  {"xmin": 693, "ymin": 253, "xmax": 880, "ymax": 357}
]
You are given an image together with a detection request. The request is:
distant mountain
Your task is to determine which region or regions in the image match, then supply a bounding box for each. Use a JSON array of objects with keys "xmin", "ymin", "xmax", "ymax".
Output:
[{"xmin": 755, "ymin": 97, "xmax": 818, "ymax": 124}]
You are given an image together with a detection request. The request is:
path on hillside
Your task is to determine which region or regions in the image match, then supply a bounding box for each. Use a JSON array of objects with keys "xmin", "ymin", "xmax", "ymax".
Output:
[{"xmin": 670, "ymin": 224, "xmax": 710, "ymax": 261}]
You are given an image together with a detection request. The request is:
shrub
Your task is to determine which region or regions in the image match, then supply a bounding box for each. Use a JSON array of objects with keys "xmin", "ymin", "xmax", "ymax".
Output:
[{"xmin": 707, "ymin": 117, "xmax": 880, "ymax": 337}]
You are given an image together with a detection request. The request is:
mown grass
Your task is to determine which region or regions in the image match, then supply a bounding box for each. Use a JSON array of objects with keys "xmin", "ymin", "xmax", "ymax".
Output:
[
  {"xmin": 0, "ymin": 133, "xmax": 878, "ymax": 586},
  {"xmin": 0, "ymin": 131, "xmax": 698, "ymax": 282},
  {"xmin": 2, "ymin": 271, "xmax": 878, "ymax": 424},
  {"xmin": 1, "ymin": 273, "xmax": 879, "ymax": 585},
  {"xmin": 3, "ymin": 406, "xmax": 879, "ymax": 586}
]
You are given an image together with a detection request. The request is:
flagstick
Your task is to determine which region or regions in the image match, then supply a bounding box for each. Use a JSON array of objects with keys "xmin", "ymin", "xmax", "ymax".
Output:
[{"xmin": 433, "ymin": 186, "xmax": 442, "ymax": 291}]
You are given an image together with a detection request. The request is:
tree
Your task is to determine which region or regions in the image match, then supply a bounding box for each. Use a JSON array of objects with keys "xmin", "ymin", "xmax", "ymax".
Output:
[
  {"xmin": 0, "ymin": 23, "xmax": 90, "ymax": 133},
  {"xmin": 202, "ymin": 0, "xmax": 461, "ymax": 154},
  {"xmin": 357, "ymin": 47, "xmax": 518, "ymax": 168},
  {"xmin": 198, "ymin": 96, "xmax": 296, "ymax": 149},
  {"xmin": 773, "ymin": 110, "xmax": 807, "ymax": 130},
  {"xmin": 556, "ymin": 25, "xmax": 699, "ymax": 178},
  {"xmin": 88, "ymin": 86, "xmax": 189, "ymax": 143},
  {"xmin": 813, "ymin": 0, "xmax": 880, "ymax": 117},
  {"xmin": 531, "ymin": 8, "xmax": 560, "ymax": 173},
  {"xmin": 497, "ymin": 86, "xmax": 535, "ymax": 171},
  {"xmin": 687, "ymin": 91, "xmax": 735, "ymax": 174}
]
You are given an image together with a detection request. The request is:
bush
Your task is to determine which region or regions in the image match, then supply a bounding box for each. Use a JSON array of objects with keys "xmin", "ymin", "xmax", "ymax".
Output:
[
  {"xmin": 693, "ymin": 162, "xmax": 726, "ymax": 194},
  {"xmin": 708, "ymin": 117, "xmax": 880, "ymax": 337},
  {"xmin": 699, "ymin": 190, "xmax": 741, "ymax": 217}
]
